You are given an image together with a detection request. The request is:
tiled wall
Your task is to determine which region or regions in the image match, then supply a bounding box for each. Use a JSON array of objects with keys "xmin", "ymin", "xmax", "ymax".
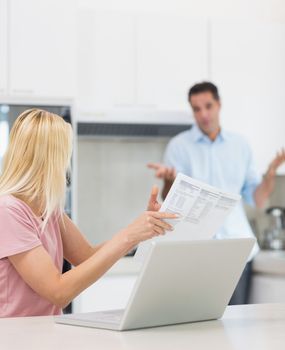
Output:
[{"xmin": 77, "ymin": 137, "xmax": 169, "ymax": 244}]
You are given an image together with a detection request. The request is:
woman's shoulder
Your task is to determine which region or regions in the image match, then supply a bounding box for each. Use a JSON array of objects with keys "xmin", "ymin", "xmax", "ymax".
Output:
[
  {"xmin": 0, "ymin": 194, "xmax": 32, "ymax": 219},
  {"xmin": 0, "ymin": 194, "xmax": 23, "ymax": 208},
  {"xmin": 0, "ymin": 195, "xmax": 39, "ymax": 234},
  {"xmin": 0, "ymin": 194, "xmax": 18, "ymax": 208}
]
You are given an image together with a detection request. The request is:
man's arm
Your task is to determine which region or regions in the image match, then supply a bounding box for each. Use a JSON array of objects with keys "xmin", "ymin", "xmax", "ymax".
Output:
[
  {"xmin": 254, "ymin": 149, "xmax": 285, "ymax": 208},
  {"xmin": 161, "ymin": 179, "xmax": 174, "ymax": 200}
]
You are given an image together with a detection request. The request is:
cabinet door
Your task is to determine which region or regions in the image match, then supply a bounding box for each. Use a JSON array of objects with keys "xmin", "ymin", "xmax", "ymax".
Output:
[
  {"xmin": 211, "ymin": 20, "xmax": 285, "ymax": 173},
  {"xmin": 9, "ymin": 0, "xmax": 76, "ymax": 98},
  {"xmin": 0, "ymin": 0, "xmax": 7, "ymax": 95},
  {"xmin": 77, "ymin": 11, "xmax": 136, "ymax": 111},
  {"xmin": 137, "ymin": 14, "xmax": 208, "ymax": 112},
  {"xmin": 250, "ymin": 274, "xmax": 285, "ymax": 303}
]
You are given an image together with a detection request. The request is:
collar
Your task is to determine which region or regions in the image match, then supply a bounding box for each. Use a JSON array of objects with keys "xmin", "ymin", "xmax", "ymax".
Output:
[{"xmin": 191, "ymin": 124, "xmax": 227, "ymax": 143}]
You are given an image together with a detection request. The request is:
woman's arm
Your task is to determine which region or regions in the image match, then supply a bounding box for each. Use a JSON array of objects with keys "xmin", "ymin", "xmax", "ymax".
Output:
[
  {"xmin": 62, "ymin": 185, "xmax": 165, "ymax": 266},
  {"xmin": 8, "ymin": 211, "xmax": 176, "ymax": 309},
  {"xmin": 60, "ymin": 214, "xmax": 106, "ymax": 266}
]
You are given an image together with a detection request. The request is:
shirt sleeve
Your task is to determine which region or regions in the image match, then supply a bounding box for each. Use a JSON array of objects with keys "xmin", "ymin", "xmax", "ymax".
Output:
[
  {"xmin": 241, "ymin": 142, "xmax": 262, "ymax": 206},
  {"xmin": 0, "ymin": 204, "xmax": 42, "ymax": 259}
]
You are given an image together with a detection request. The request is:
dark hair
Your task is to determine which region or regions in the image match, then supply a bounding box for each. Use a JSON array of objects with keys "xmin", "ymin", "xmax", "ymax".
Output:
[{"xmin": 188, "ymin": 82, "xmax": 220, "ymax": 101}]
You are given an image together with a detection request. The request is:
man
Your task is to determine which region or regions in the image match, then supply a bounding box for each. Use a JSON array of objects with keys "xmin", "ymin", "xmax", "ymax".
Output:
[{"xmin": 148, "ymin": 81, "xmax": 285, "ymax": 305}]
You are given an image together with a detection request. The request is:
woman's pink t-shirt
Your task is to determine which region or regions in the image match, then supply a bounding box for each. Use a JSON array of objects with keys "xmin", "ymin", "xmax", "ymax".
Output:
[{"xmin": 0, "ymin": 195, "xmax": 63, "ymax": 317}]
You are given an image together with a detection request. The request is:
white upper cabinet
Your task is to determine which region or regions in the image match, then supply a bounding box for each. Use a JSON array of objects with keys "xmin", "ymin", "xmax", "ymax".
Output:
[
  {"xmin": 211, "ymin": 20, "xmax": 285, "ymax": 173},
  {"xmin": 8, "ymin": 0, "xmax": 76, "ymax": 99},
  {"xmin": 0, "ymin": 0, "xmax": 7, "ymax": 95},
  {"xmin": 137, "ymin": 15, "xmax": 208, "ymax": 112},
  {"xmin": 76, "ymin": 11, "xmax": 209, "ymax": 119},
  {"xmin": 77, "ymin": 11, "xmax": 136, "ymax": 110}
]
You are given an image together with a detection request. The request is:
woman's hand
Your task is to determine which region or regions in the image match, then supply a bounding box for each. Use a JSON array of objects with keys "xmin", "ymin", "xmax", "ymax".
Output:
[
  {"xmin": 147, "ymin": 185, "xmax": 161, "ymax": 211},
  {"xmin": 119, "ymin": 211, "xmax": 177, "ymax": 247}
]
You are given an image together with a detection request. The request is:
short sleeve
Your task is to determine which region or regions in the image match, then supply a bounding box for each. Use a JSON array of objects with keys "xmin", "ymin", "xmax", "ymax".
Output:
[
  {"xmin": 0, "ymin": 204, "xmax": 42, "ymax": 259},
  {"xmin": 241, "ymin": 142, "xmax": 262, "ymax": 206}
]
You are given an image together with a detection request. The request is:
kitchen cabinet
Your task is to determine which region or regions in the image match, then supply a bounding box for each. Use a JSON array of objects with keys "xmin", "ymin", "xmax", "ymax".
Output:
[
  {"xmin": 76, "ymin": 11, "xmax": 208, "ymax": 120},
  {"xmin": 250, "ymin": 250, "xmax": 285, "ymax": 303},
  {"xmin": 7, "ymin": 0, "xmax": 76, "ymax": 99},
  {"xmin": 77, "ymin": 11, "xmax": 136, "ymax": 110},
  {"xmin": 0, "ymin": 0, "xmax": 7, "ymax": 95},
  {"xmin": 250, "ymin": 274, "xmax": 285, "ymax": 303},
  {"xmin": 136, "ymin": 14, "xmax": 208, "ymax": 112},
  {"xmin": 211, "ymin": 20, "xmax": 285, "ymax": 174}
]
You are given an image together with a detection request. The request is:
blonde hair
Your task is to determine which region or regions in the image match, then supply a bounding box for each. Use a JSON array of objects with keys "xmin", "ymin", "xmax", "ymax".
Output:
[{"xmin": 0, "ymin": 109, "xmax": 73, "ymax": 229}]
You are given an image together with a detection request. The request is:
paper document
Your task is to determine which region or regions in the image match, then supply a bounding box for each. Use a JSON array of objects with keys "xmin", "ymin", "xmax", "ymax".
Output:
[{"xmin": 135, "ymin": 173, "xmax": 241, "ymax": 262}]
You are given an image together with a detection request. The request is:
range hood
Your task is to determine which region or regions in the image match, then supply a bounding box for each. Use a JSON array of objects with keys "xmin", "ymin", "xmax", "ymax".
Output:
[
  {"xmin": 76, "ymin": 108, "xmax": 192, "ymax": 137},
  {"xmin": 77, "ymin": 122, "xmax": 191, "ymax": 137}
]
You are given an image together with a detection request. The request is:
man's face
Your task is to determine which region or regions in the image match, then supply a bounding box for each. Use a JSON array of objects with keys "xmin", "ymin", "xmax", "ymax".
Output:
[{"xmin": 189, "ymin": 91, "xmax": 221, "ymax": 136}]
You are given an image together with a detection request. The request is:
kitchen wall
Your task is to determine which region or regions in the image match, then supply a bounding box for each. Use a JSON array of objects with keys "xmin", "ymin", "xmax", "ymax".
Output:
[{"xmin": 77, "ymin": 136, "xmax": 169, "ymax": 244}]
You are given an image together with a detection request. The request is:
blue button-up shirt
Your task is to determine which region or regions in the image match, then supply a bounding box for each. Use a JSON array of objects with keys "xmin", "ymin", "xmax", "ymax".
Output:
[{"xmin": 164, "ymin": 124, "xmax": 261, "ymax": 253}]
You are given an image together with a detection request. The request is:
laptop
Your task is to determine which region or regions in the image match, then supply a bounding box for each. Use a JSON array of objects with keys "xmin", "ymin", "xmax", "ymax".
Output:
[{"xmin": 55, "ymin": 238, "xmax": 255, "ymax": 331}]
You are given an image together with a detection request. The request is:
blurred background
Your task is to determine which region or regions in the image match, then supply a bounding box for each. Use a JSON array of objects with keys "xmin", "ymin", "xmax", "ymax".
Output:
[{"xmin": 1, "ymin": 0, "xmax": 285, "ymax": 311}]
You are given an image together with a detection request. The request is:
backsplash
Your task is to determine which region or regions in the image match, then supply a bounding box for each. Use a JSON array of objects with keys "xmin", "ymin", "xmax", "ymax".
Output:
[{"xmin": 77, "ymin": 136, "xmax": 169, "ymax": 245}]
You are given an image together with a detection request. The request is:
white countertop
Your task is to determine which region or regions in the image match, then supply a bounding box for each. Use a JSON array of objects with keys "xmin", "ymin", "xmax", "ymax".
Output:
[{"xmin": 1, "ymin": 304, "xmax": 285, "ymax": 350}]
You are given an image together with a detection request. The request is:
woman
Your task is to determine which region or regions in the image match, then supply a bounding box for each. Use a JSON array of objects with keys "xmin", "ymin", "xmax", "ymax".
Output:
[{"xmin": 0, "ymin": 109, "xmax": 176, "ymax": 317}]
